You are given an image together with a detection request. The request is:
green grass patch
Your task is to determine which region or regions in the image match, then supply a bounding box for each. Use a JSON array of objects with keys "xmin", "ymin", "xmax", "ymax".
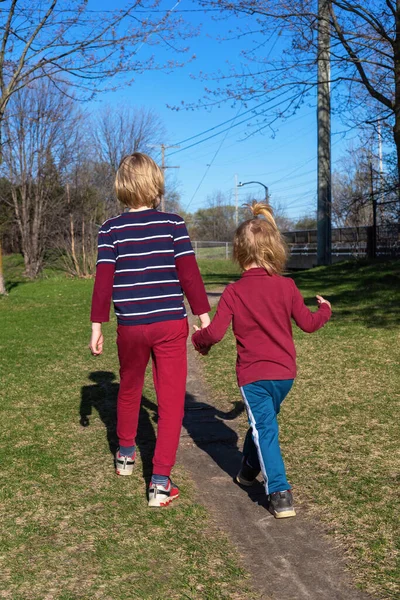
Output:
[
  {"xmin": 197, "ymin": 259, "xmax": 400, "ymax": 600},
  {"xmin": 196, "ymin": 258, "xmax": 240, "ymax": 289},
  {"xmin": 0, "ymin": 259, "xmax": 258, "ymax": 600}
]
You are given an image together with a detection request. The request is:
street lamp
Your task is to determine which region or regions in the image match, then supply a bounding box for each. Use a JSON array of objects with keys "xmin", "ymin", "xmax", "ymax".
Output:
[{"xmin": 238, "ymin": 180, "xmax": 269, "ymax": 202}]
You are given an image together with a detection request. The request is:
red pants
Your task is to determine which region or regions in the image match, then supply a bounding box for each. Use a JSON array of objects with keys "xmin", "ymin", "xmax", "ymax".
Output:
[{"xmin": 116, "ymin": 318, "xmax": 188, "ymax": 476}]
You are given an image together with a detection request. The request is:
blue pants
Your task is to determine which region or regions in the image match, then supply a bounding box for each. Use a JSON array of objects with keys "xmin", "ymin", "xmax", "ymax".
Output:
[{"xmin": 240, "ymin": 380, "xmax": 293, "ymax": 495}]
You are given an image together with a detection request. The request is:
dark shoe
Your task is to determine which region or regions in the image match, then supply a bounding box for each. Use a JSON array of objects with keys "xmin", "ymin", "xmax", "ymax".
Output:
[
  {"xmin": 268, "ymin": 490, "xmax": 296, "ymax": 518},
  {"xmin": 236, "ymin": 458, "xmax": 260, "ymax": 486}
]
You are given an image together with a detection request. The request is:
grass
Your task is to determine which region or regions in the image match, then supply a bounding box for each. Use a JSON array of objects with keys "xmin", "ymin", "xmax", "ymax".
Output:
[
  {"xmin": 196, "ymin": 258, "xmax": 240, "ymax": 289},
  {"xmin": 194, "ymin": 246, "xmax": 232, "ymax": 260},
  {"xmin": 0, "ymin": 254, "xmax": 258, "ymax": 600},
  {"xmin": 197, "ymin": 258, "xmax": 400, "ymax": 600}
]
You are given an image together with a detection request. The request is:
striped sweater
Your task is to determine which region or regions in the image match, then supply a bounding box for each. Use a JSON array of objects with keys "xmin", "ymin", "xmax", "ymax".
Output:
[{"xmin": 90, "ymin": 209, "xmax": 210, "ymax": 326}]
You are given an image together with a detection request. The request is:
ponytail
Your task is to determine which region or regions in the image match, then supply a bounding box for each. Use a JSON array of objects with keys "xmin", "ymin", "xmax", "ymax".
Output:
[
  {"xmin": 233, "ymin": 201, "xmax": 288, "ymax": 275},
  {"xmin": 249, "ymin": 201, "xmax": 279, "ymax": 231}
]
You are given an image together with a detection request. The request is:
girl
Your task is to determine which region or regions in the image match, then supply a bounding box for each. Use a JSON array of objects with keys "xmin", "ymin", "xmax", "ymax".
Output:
[{"xmin": 192, "ymin": 202, "xmax": 331, "ymax": 518}]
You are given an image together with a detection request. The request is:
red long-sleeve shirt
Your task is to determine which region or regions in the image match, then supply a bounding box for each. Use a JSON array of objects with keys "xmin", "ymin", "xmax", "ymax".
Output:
[{"xmin": 192, "ymin": 267, "xmax": 331, "ymax": 387}]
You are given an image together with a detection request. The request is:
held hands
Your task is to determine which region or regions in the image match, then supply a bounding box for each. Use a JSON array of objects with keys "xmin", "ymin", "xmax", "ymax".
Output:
[
  {"xmin": 316, "ymin": 295, "xmax": 332, "ymax": 310},
  {"xmin": 192, "ymin": 312, "xmax": 211, "ymax": 355},
  {"xmin": 89, "ymin": 323, "xmax": 104, "ymax": 355}
]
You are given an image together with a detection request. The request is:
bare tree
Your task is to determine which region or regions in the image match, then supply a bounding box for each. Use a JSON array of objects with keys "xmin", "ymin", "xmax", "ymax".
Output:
[
  {"xmin": 0, "ymin": 1, "xmax": 190, "ymax": 148},
  {"xmin": 93, "ymin": 105, "xmax": 165, "ymax": 172},
  {"xmin": 198, "ymin": 1, "xmax": 400, "ymax": 184},
  {"xmin": 332, "ymin": 144, "xmax": 376, "ymax": 228},
  {"xmin": 0, "ymin": 238, "xmax": 5, "ymax": 294},
  {"xmin": 1, "ymin": 80, "xmax": 79, "ymax": 278},
  {"xmin": 0, "ymin": 177, "xmax": 14, "ymax": 293},
  {"xmin": 92, "ymin": 105, "xmax": 165, "ymax": 213},
  {"xmin": 191, "ymin": 191, "xmax": 236, "ymax": 241}
]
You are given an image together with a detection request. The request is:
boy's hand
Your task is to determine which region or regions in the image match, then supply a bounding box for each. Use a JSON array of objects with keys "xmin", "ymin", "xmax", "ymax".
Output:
[
  {"xmin": 316, "ymin": 295, "xmax": 331, "ymax": 310},
  {"xmin": 89, "ymin": 323, "xmax": 104, "ymax": 355},
  {"xmin": 193, "ymin": 324, "xmax": 200, "ymax": 332},
  {"xmin": 198, "ymin": 312, "xmax": 211, "ymax": 328}
]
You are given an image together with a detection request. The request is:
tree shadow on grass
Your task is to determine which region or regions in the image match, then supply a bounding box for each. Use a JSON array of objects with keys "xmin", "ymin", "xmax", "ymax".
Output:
[
  {"xmin": 292, "ymin": 259, "xmax": 400, "ymax": 329},
  {"xmin": 202, "ymin": 273, "xmax": 240, "ymax": 287},
  {"xmin": 79, "ymin": 371, "xmax": 156, "ymax": 485},
  {"xmin": 183, "ymin": 392, "xmax": 267, "ymax": 506},
  {"xmin": 4, "ymin": 278, "xmax": 28, "ymax": 293}
]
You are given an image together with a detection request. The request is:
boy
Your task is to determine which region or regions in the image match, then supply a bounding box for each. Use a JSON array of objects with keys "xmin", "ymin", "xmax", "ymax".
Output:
[{"xmin": 89, "ymin": 153, "xmax": 210, "ymax": 507}]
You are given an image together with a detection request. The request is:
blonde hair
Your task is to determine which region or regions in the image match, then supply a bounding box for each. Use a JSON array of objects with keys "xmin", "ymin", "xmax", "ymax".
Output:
[
  {"xmin": 233, "ymin": 201, "xmax": 288, "ymax": 275},
  {"xmin": 115, "ymin": 152, "xmax": 164, "ymax": 208}
]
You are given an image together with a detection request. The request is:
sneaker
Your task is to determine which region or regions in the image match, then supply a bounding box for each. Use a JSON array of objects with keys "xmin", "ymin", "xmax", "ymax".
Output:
[
  {"xmin": 268, "ymin": 490, "xmax": 296, "ymax": 519},
  {"xmin": 115, "ymin": 450, "xmax": 136, "ymax": 476},
  {"xmin": 148, "ymin": 479, "xmax": 179, "ymax": 508},
  {"xmin": 236, "ymin": 458, "xmax": 260, "ymax": 486}
]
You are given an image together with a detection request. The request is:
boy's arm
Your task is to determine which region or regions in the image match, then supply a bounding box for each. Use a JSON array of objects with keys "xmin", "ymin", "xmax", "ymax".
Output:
[
  {"xmin": 175, "ymin": 255, "xmax": 211, "ymax": 316},
  {"xmin": 173, "ymin": 217, "xmax": 210, "ymax": 316},
  {"xmin": 90, "ymin": 263, "xmax": 115, "ymax": 323},
  {"xmin": 192, "ymin": 289, "xmax": 234, "ymax": 352},
  {"xmin": 290, "ymin": 279, "xmax": 332, "ymax": 333},
  {"xmin": 89, "ymin": 224, "xmax": 116, "ymax": 354}
]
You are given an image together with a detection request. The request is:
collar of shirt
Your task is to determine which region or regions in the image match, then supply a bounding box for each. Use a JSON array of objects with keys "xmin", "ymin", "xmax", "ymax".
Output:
[{"xmin": 241, "ymin": 267, "xmax": 271, "ymax": 278}]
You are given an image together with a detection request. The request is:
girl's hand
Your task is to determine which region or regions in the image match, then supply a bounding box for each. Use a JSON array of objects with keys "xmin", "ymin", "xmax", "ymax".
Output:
[
  {"xmin": 192, "ymin": 324, "xmax": 210, "ymax": 355},
  {"xmin": 89, "ymin": 323, "xmax": 104, "ymax": 355},
  {"xmin": 316, "ymin": 295, "xmax": 331, "ymax": 310}
]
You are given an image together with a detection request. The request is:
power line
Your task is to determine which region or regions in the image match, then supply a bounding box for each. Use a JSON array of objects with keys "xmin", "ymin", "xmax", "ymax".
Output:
[
  {"xmin": 185, "ymin": 105, "xmax": 243, "ymax": 211},
  {"xmin": 170, "ymin": 89, "xmax": 309, "ymax": 157}
]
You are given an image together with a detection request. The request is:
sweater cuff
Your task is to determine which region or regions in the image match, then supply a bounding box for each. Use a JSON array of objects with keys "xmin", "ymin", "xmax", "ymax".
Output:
[{"xmin": 191, "ymin": 331, "xmax": 210, "ymax": 353}]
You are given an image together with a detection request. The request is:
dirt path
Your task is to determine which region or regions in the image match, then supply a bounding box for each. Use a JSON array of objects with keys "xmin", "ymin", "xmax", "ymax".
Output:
[{"xmin": 177, "ymin": 295, "xmax": 374, "ymax": 600}]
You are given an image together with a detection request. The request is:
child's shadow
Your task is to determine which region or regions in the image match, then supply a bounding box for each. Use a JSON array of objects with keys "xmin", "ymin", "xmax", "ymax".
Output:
[
  {"xmin": 183, "ymin": 392, "xmax": 266, "ymax": 505},
  {"xmin": 80, "ymin": 371, "xmax": 156, "ymax": 485}
]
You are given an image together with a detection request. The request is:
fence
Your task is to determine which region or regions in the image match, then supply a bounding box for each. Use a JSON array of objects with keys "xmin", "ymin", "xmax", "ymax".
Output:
[
  {"xmin": 193, "ymin": 240, "xmax": 233, "ymax": 260},
  {"xmin": 193, "ymin": 225, "xmax": 400, "ymax": 267}
]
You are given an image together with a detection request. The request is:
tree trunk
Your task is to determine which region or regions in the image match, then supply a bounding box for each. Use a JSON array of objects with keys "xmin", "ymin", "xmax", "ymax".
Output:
[
  {"xmin": 0, "ymin": 239, "xmax": 7, "ymax": 295},
  {"xmin": 67, "ymin": 185, "xmax": 81, "ymax": 277},
  {"xmin": 82, "ymin": 215, "xmax": 86, "ymax": 276},
  {"xmin": 394, "ymin": 2, "xmax": 400, "ymax": 206}
]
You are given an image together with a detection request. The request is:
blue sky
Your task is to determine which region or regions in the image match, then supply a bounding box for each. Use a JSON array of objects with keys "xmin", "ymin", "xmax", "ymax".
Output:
[{"xmin": 91, "ymin": 1, "xmax": 356, "ymax": 220}]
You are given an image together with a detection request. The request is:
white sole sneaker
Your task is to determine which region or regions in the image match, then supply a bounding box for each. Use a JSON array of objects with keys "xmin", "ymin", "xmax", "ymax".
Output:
[
  {"xmin": 148, "ymin": 481, "xmax": 179, "ymax": 508},
  {"xmin": 115, "ymin": 452, "xmax": 136, "ymax": 476}
]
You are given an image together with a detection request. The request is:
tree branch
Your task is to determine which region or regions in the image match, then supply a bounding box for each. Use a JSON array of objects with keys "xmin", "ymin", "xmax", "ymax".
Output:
[
  {"xmin": 330, "ymin": 4, "xmax": 394, "ymax": 110},
  {"xmin": 332, "ymin": 1, "xmax": 394, "ymax": 45},
  {"xmin": 0, "ymin": 0, "xmax": 18, "ymax": 95}
]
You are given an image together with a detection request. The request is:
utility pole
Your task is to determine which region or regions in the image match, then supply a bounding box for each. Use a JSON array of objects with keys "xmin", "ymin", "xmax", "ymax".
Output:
[
  {"xmin": 317, "ymin": 0, "xmax": 332, "ymax": 266},
  {"xmin": 149, "ymin": 144, "xmax": 180, "ymax": 211},
  {"xmin": 234, "ymin": 174, "xmax": 239, "ymax": 226},
  {"xmin": 378, "ymin": 120, "xmax": 384, "ymax": 220},
  {"xmin": 369, "ymin": 161, "xmax": 377, "ymax": 259}
]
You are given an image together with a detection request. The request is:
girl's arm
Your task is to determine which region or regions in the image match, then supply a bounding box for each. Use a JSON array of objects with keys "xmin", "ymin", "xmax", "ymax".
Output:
[
  {"xmin": 290, "ymin": 279, "xmax": 332, "ymax": 333},
  {"xmin": 192, "ymin": 289, "xmax": 234, "ymax": 352}
]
